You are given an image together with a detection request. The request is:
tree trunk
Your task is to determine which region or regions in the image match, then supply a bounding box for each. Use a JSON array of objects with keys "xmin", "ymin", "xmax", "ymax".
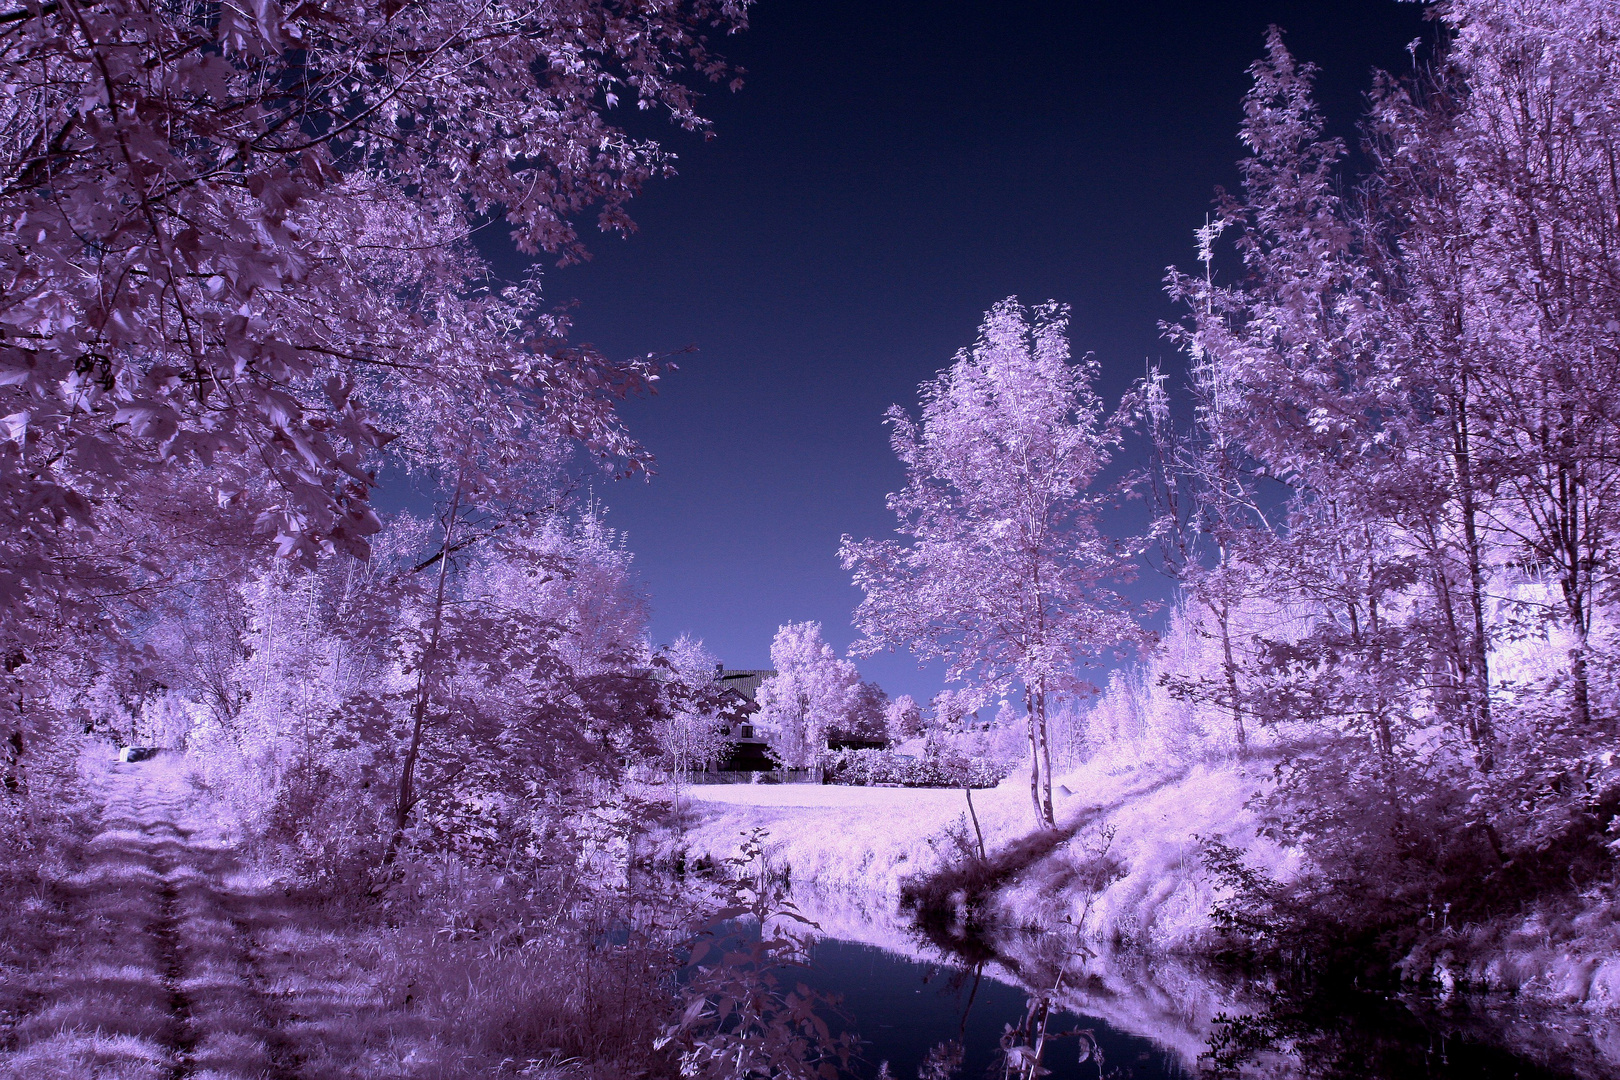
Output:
[
  {"xmin": 1450, "ymin": 392, "xmax": 1496, "ymax": 770},
  {"xmin": 1366, "ymin": 588, "xmax": 1395, "ymax": 761},
  {"xmin": 1570, "ymin": 619, "xmax": 1593, "ymax": 730},
  {"xmin": 1024, "ymin": 686, "xmax": 1044, "ymax": 828},
  {"xmin": 3, "ymin": 650, "xmax": 25, "ymax": 796},
  {"xmin": 1036, "ymin": 684, "xmax": 1055, "ymax": 828},
  {"xmin": 386, "ymin": 483, "xmax": 462, "ymax": 866},
  {"xmin": 1557, "ymin": 458, "xmax": 1594, "ymax": 731},
  {"xmin": 3, "ymin": 729, "xmax": 23, "ymax": 796},
  {"xmin": 1442, "ymin": 377, "xmax": 1503, "ymax": 858},
  {"xmin": 963, "ymin": 785, "xmax": 986, "ymax": 861},
  {"xmin": 1215, "ymin": 599, "xmax": 1246, "ymax": 751}
]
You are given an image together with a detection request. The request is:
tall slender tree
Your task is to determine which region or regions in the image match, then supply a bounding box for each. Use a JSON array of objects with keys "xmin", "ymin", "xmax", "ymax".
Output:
[
  {"xmin": 841, "ymin": 298, "xmax": 1145, "ymax": 827},
  {"xmin": 1134, "ymin": 353, "xmax": 1275, "ymax": 753}
]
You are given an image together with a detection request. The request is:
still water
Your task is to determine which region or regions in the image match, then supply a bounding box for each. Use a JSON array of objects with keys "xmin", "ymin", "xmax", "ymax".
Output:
[
  {"xmin": 804, "ymin": 938, "xmax": 1185, "ymax": 1079},
  {"xmin": 794, "ymin": 932, "xmax": 1613, "ymax": 1079}
]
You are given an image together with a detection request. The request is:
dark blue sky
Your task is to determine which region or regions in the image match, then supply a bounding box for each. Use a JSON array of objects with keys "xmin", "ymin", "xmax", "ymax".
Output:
[{"xmin": 499, "ymin": 0, "xmax": 1430, "ymax": 704}]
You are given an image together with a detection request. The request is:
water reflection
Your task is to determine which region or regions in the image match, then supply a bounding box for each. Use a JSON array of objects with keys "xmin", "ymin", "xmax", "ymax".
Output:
[
  {"xmin": 1201, "ymin": 984, "xmax": 1613, "ymax": 1079},
  {"xmin": 787, "ymin": 898, "xmax": 1616, "ymax": 1080},
  {"xmin": 803, "ymin": 939, "xmax": 1188, "ymax": 1080}
]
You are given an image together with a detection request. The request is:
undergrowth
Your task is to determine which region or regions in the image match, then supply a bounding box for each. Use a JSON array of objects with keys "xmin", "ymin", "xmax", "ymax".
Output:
[{"xmin": 0, "ymin": 742, "xmax": 107, "ymax": 1055}]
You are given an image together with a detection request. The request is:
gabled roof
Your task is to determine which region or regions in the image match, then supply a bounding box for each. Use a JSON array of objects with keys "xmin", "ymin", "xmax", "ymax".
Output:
[{"xmin": 717, "ymin": 668, "xmax": 775, "ymax": 703}]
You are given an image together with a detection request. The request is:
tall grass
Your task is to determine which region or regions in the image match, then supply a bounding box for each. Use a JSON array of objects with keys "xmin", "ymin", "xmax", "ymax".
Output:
[{"xmin": 381, "ymin": 916, "xmax": 684, "ymax": 1076}]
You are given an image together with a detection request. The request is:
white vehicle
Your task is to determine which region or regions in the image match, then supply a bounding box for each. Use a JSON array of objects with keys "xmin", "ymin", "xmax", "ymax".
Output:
[{"xmin": 117, "ymin": 746, "xmax": 159, "ymax": 763}]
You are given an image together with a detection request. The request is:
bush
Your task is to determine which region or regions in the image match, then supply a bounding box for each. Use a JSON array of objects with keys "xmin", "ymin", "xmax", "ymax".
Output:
[{"xmin": 823, "ymin": 748, "xmax": 1008, "ymax": 788}]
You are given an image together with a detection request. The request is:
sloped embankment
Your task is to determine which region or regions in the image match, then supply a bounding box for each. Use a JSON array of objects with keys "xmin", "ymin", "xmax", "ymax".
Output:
[
  {"xmin": 650, "ymin": 754, "xmax": 1295, "ymax": 949},
  {"xmin": 655, "ymin": 756, "xmax": 1620, "ymax": 1022}
]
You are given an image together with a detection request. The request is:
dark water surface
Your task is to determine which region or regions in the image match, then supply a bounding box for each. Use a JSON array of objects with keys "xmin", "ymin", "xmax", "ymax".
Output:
[
  {"xmin": 799, "ymin": 935, "xmax": 1605, "ymax": 1079},
  {"xmin": 805, "ymin": 938, "xmax": 1185, "ymax": 1080}
]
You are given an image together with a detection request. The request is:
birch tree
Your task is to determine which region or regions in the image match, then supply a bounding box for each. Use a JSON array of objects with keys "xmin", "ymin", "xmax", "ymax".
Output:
[{"xmin": 841, "ymin": 299, "xmax": 1145, "ymax": 828}]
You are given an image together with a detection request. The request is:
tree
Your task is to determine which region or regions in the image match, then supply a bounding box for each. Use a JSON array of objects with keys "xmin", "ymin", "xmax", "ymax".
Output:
[
  {"xmin": 0, "ymin": 0, "xmax": 751, "ymax": 798},
  {"xmin": 833, "ymin": 680, "xmax": 890, "ymax": 744},
  {"xmin": 0, "ymin": 7, "xmax": 743, "ymax": 635},
  {"xmin": 652, "ymin": 635, "xmax": 735, "ymax": 787},
  {"xmin": 382, "ymin": 507, "xmax": 659, "ymax": 862},
  {"xmin": 185, "ymin": 507, "xmax": 668, "ymax": 872},
  {"xmin": 884, "ymin": 694, "xmax": 925, "ymax": 743},
  {"xmin": 1132, "ymin": 360, "xmax": 1274, "ymax": 752},
  {"xmin": 1159, "ymin": 10, "xmax": 1620, "ymax": 934},
  {"xmin": 754, "ymin": 622, "xmax": 859, "ymax": 770},
  {"xmin": 1166, "ymin": 30, "xmax": 1488, "ymax": 773},
  {"xmin": 840, "ymin": 299, "xmax": 1146, "ymax": 828},
  {"xmin": 1164, "ymin": 29, "xmax": 1504, "ymax": 882},
  {"xmin": 1364, "ymin": 0, "xmax": 1620, "ymax": 736},
  {"xmin": 930, "ymin": 686, "xmax": 988, "ymax": 735}
]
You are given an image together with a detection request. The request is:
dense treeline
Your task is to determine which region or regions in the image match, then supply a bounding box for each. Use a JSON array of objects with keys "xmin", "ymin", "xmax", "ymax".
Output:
[{"xmin": 1139, "ymin": 0, "xmax": 1620, "ymax": 956}]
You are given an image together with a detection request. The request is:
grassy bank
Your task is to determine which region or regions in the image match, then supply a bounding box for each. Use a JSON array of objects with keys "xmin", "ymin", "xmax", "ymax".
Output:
[
  {"xmin": 648, "ymin": 751, "xmax": 1295, "ymax": 949},
  {"xmin": 650, "ymin": 753, "xmax": 1620, "ymax": 1020},
  {"xmin": 1399, "ymin": 891, "xmax": 1620, "ymax": 1011}
]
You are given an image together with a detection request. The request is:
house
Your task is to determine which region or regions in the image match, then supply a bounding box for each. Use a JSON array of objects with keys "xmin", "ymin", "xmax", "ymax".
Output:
[
  {"xmin": 713, "ymin": 667, "xmax": 779, "ymax": 772},
  {"xmin": 827, "ymin": 733, "xmax": 887, "ymax": 752}
]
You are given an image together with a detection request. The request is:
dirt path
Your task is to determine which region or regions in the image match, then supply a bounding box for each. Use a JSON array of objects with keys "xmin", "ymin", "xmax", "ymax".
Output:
[{"xmin": 0, "ymin": 757, "xmax": 432, "ymax": 1080}]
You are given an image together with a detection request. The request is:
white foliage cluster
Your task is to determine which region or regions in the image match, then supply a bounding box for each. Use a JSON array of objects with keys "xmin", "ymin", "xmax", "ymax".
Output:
[{"xmin": 755, "ymin": 621, "xmax": 860, "ymax": 769}]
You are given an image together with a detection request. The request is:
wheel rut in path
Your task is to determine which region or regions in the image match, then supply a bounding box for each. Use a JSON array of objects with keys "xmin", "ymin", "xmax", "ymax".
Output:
[
  {"xmin": 0, "ymin": 760, "xmax": 301, "ymax": 1079},
  {"xmin": 152, "ymin": 856, "xmax": 198, "ymax": 1078}
]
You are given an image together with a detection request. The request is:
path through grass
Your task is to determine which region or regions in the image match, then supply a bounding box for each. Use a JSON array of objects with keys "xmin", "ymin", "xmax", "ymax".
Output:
[{"xmin": 0, "ymin": 757, "xmax": 443, "ymax": 1079}]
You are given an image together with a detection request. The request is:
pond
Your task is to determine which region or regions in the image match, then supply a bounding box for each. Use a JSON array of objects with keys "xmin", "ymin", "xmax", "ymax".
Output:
[{"xmin": 783, "ymin": 910, "xmax": 1617, "ymax": 1080}]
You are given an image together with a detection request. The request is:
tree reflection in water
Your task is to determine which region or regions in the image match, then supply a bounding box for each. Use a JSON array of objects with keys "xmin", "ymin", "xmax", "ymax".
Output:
[
  {"xmin": 1201, "ymin": 982, "xmax": 1599, "ymax": 1079},
  {"xmin": 800, "ymin": 887, "xmax": 1610, "ymax": 1080}
]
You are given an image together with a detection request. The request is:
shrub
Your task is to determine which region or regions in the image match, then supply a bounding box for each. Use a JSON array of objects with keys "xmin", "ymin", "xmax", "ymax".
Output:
[{"xmin": 823, "ymin": 748, "xmax": 1008, "ymax": 789}]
